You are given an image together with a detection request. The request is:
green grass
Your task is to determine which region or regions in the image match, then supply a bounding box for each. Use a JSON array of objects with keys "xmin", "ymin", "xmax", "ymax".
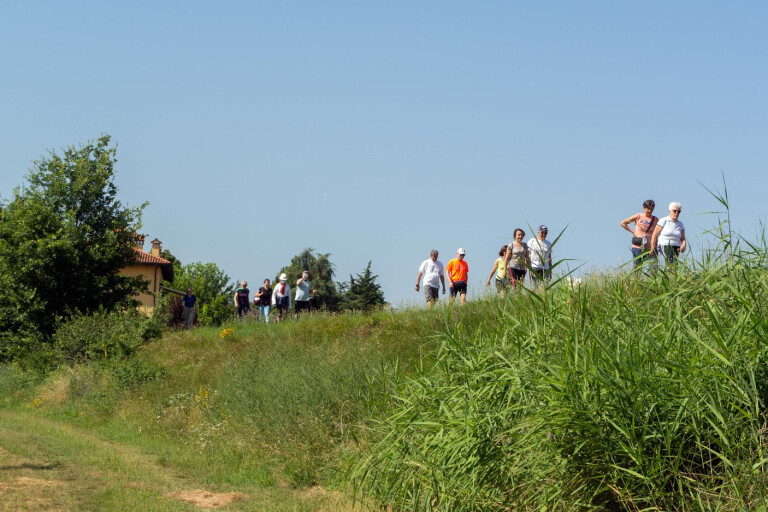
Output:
[{"xmin": 3, "ymin": 199, "xmax": 768, "ymax": 510}]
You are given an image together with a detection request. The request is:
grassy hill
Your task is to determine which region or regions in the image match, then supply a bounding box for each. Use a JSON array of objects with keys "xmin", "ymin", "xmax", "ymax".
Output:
[{"xmin": 3, "ymin": 246, "xmax": 768, "ymax": 510}]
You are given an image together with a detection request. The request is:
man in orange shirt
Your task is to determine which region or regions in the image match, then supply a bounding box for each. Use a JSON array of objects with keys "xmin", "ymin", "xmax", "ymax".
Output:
[{"xmin": 446, "ymin": 248, "xmax": 469, "ymax": 305}]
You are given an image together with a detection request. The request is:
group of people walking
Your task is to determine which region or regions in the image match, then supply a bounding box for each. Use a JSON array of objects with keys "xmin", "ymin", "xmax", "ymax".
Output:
[
  {"xmin": 415, "ymin": 225, "xmax": 555, "ymax": 307},
  {"xmin": 233, "ymin": 271, "xmax": 317, "ymax": 323},
  {"xmin": 180, "ymin": 271, "xmax": 318, "ymax": 329},
  {"xmin": 485, "ymin": 225, "xmax": 554, "ymax": 297},
  {"xmin": 416, "ymin": 200, "xmax": 686, "ymax": 307}
]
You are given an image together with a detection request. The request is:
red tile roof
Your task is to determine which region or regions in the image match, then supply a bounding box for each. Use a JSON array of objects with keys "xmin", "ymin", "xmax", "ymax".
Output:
[{"xmin": 133, "ymin": 247, "xmax": 172, "ymax": 265}]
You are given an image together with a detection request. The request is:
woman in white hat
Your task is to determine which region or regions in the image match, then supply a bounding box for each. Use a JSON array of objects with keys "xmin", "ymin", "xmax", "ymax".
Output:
[{"xmin": 271, "ymin": 273, "xmax": 292, "ymax": 323}]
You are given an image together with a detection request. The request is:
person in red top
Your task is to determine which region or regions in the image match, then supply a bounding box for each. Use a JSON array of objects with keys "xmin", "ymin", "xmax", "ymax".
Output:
[{"xmin": 446, "ymin": 248, "xmax": 469, "ymax": 305}]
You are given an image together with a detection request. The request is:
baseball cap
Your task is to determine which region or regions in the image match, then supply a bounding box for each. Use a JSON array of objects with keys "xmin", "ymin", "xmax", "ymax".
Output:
[
  {"xmin": 457, "ymin": 248, "xmax": 466, "ymax": 255},
  {"xmin": 538, "ymin": 225, "xmax": 548, "ymax": 232}
]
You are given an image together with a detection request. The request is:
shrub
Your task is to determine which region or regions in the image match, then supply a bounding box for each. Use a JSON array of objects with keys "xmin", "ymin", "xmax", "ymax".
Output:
[
  {"xmin": 112, "ymin": 359, "xmax": 168, "ymax": 389},
  {"xmin": 53, "ymin": 310, "xmax": 159, "ymax": 363}
]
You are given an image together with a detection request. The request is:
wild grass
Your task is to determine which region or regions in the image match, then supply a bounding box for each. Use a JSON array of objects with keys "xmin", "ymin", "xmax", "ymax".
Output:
[
  {"xmin": 3, "ymin": 186, "xmax": 768, "ymax": 510},
  {"xmin": 351, "ymin": 222, "xmax": 768, "ymax": 510}
]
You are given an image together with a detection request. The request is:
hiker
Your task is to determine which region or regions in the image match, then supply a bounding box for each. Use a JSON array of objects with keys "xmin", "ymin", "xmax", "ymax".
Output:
[
  {"xmin": 415, "ymin": 249, "xmax": 446, "ymax": 309},
  {"xmin": 446, "ymin": 248, "xmax": 469, "ymax": 305},
  {"xmin": 620, "ymin": 199, "xmax": 658, "ymax": 267},
  {"xmin": 181, "ymin": 287, "xmax": 196, "ymax": 329},
  {"xmin": 272, "ymin": 273, "xmax": 291, "ymax": 323},
  {"xmin": 234, "ymin": 281, "xmax": 250, "ymax": 318},
  {"xmin": 527, "ymin": 225, "xmax": 553, "ymax": 286},
  {"xmin": 505, "ymin": 228, "xmax": 529, "ymax": 290},
  {"xmin": 650, "ymin": 202, "xmax": 686, "ymax": 266},
  {"xmin": 486, "ymin": 246, "xmax": 509, "ymax": 297},
  {"xmin": 255, "ymin": 279, "xmax": 272, "ymax": 323},
  {"xmin": 295, "ymin": 271, "xmax": 316, "ymax": 316}
]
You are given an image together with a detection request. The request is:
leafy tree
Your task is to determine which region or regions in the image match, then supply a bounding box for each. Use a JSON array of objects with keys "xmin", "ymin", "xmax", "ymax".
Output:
[
  {"xmin": 339, "ymin": 261, "xmax": 386, "ymax": 311},
  {"xmin": 278, "ymin": 248, "xmax": 341, "ymax": 311},
  {"xmin": 163, "ymin": 261, "xmax": 235, "ymax": 326},
  {"xmin": 0, "ymin": 136, "xmax": 146, "ymax": 359}
]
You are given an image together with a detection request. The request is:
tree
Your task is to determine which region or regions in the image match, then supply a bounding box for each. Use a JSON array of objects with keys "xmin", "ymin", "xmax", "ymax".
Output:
[
  {"xmin": 163, "ymin": 261, "xmax": 235, "ymax": 326},
  {"xmin": 339, "ymin": 261, "xmax": 386, "ymax": 311},
  {"xmin": 0, "ymin": 136, "xmax": 146, "ymax": 357},
  {"xmin": 278, "ymin": 248, "xmax": 341, "ymax": 311}
]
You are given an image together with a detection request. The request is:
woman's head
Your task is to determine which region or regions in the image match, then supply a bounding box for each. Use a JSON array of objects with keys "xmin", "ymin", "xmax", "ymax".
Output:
[
  {"xmin": 514, "ymin": 228, "xmax": 525, "ymax": 241},
  {"xmin": 668, "ymin": 201, "xmax": 682, "ymax": 220},
  {"xmin": 264, "ymin": 279, "xmax": 271, "ymax": 287},
  {"xmin": 240, "ymin": 280, "xmax": 247, "ymax": 288},
  {"xmin": 643, "ymin": 199, "xmax": 655, "ymax": 212},
  {"xmin": 498, "ymin": 245, "xmax": 507, "ymax": 257}
]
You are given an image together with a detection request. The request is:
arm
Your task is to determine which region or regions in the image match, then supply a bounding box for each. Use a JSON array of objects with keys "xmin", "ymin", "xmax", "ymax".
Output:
[
  {"xmin": 415, "ymin": 271, "xmax": 423, "ymax": 291},
  {"xmin": 233, "ymin": 291, "xmax": 238, "ymax": 306},
  {"xmin": 487, "ymin": 260, "xmax": 499, "ymax": 285},
  {"xmin": 650, "ymin": 224, "xmax": 662, "ymax": 255},
  {"xmin": 620, "ymin": 214, "xmax": 638, "ymax": 234},
  {"xmin": 296, "ymin": 277, "xmax": 304, "ymax": 286},
  {"xmin": 440, "ymin": 275, "xmax": 446, "ymax": 294},
  {"xmin": 680, "ymin": 230, "xmax": 687, "ymax": 253}
]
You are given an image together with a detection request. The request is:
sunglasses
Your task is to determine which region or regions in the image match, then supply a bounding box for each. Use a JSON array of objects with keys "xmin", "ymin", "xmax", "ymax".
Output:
[{"xmin": 671, "ymin": 209, "xmax": 681, "ymax": 213}]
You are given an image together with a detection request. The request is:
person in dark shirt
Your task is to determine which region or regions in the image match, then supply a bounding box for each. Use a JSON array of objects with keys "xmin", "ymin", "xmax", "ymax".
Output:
[
  {"xmin": 255, "ymin": 279, "xmax": 273, "ymax": 323},
  {"xmin": 182, "ymin": 288, "xmax": 197, "ymax": 329},
  {"xmin": 234, "ymin": 281, "xmax": 250, "ymax": 318}
]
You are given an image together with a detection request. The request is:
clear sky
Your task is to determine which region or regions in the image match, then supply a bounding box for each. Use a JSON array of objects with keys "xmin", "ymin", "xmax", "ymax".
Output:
[{"xmin": 2, "ymin": 2, "xmax": 767, "ymax": 307}]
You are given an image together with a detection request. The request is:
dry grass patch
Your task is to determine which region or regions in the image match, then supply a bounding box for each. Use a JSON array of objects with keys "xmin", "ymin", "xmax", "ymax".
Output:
[{"xmin": 166, "ymin": 489, "xmax": 247, "ymax": 508}]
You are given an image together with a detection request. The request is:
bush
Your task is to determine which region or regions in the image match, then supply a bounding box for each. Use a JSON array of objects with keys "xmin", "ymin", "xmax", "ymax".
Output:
[
  {"xmin": 112, "ymin": 359, "xmax": 167, "ymax": 389},
  {"xmin": 53, "ymin": 310, "xmax": 160, "ymax": 363}
]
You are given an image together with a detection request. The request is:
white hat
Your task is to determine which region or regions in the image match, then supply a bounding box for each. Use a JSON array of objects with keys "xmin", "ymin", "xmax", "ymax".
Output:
[
  {"xmin": 457, "ymin": 248, "xmax": 466, "ymax": 255},
  {"xmin": 279, "ymin": 273, "xmax": 288, "ymax": 281}
]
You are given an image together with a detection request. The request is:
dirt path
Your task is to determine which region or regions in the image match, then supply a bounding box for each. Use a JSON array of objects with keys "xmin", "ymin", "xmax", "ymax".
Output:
[{"xmin": 0, "ymin": 408, "xmax": 352, "ymax": 511}]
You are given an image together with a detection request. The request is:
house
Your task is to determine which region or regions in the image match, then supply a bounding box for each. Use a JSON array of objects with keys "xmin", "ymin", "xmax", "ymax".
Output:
[{"xmin": 122, "ymin": 235, "xmax": 174, "ymax": 315}]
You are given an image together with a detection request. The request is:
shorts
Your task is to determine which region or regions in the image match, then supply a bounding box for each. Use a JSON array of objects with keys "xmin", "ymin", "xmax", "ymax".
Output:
[
  {"xmin": 424, "ymin": 286, "xmax": 439, "ymax": 301},
  {"xmin": 494, "ymin": 278, "xmax": 508, "ymax": 291},
  {"xmin": 275, "ymin": 295, "xmax": 290, "ymax": 312},
  {"xmin": 450, "ymin": 281, "xmax": 467, "ymax": 296},
  {"xmin": 509, "ymin": 268, "xmax": 526, "ymax": 281},
  {"xmin": 530, "ymin": 268, "xmax": 550, "ymax": 283}
]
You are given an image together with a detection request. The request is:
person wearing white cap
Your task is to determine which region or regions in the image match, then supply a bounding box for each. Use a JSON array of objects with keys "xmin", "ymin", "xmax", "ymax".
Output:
[
  {"xmin": 527, "ymin": 225, "xmax": 553, "ymax": 286},
  {"xmin": 415, "ymin": 249, "xmax": 446, "ymax": 309},
  {"xmin": 271, "ymin": 273, "xmax": 292, "ymax": 323},
  {"xmin": 650, "ymin": 202, "xmax": 686, "ymax": 266},
  {"xmin": 446, "ymin": 248, "xmax": 469, "ymax": 305}
]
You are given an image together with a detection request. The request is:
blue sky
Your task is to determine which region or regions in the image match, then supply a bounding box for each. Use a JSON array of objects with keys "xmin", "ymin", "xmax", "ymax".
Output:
[{"xmin": 2, "ymin": 2, "xmax": 767, "ymax": 306}]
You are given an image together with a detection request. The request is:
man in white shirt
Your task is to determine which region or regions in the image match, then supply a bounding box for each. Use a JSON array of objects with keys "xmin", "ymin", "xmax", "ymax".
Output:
[
  {"xmin": 415, "ymin": 249, "xmax": 446, "ymax": 309},
  {"xmin": 527, "ymin": 225, "xmax": 553, "ymax": 286}
]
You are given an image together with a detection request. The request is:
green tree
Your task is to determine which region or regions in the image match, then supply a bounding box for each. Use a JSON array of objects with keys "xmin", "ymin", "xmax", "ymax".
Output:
[
  {"xmin": 0, "ymin": 136, "xmax": 146, "ymax": 359},
  {"xmin": 339, "ymin": 261, "xmax": 386, "ymax": 311},
  {"xmin": 163, "ymin": 261, "xmax": 235, "ymax": 326},
  {"xmin": 278, "ymin": 248, "xmax": 341, "ymax": 311}
]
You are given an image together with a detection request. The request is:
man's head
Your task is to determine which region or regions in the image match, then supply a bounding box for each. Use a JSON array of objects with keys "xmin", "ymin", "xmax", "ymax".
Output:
[
  {"xmin": 538, "ymin": 225, "xmax": 548, "ymax": 239},
  {"xmin": 264, "ymin": 279, "xmax": 270, "ymax": 286},
  {"xmin": 186, "ymin": 288, "xmax": 192, "ymax": 295},
  {"xmin": 457, "ymin": 248, "xmax": 466, "ymax": 259},
  {"xmin": 302, "ymin": 271, "xmax": 310, "ymax": 279}
]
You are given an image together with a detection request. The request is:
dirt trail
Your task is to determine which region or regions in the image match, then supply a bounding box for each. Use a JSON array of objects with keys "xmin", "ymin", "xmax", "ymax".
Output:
[
  {"xmin": 0, "ymin": 407, "xmax": 203, "ymax": 510},
  {"xmin": 0, "ymin": 408, "xmax": 352, "ymax": 511}
]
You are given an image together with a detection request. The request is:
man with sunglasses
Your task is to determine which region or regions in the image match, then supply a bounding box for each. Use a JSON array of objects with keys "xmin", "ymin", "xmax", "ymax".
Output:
[{"xmin": 650, "ymin": 202, "xmax": 686, "ymax": 266}]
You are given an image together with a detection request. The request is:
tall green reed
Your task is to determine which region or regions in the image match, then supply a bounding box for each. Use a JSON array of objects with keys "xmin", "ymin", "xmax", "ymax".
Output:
[{"xmin": 352, "ymin": 189, "xmax": 768, "ymax": 511}]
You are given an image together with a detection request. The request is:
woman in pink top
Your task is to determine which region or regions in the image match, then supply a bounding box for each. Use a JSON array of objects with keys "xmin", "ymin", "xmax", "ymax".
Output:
[{"xmin": 620, "ymin": 199, "xmax": 658, "ymax": 267}]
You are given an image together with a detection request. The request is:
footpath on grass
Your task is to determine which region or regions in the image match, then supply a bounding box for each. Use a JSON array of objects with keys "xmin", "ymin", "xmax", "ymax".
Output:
[{"xmin": 0, "ymin": 406, "xmax": 351, "ymax": 511}]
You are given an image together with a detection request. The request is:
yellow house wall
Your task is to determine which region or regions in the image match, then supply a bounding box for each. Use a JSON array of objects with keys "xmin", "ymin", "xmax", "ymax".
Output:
[{"xmin": 122, "ymin": 265, "xmax": 160, "ymax": 315}]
